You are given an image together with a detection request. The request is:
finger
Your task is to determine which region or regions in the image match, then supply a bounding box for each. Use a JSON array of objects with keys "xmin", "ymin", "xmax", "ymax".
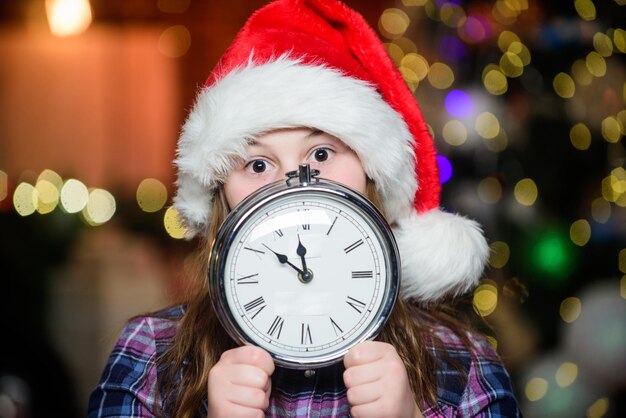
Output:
[
  {"xmin": 228, "ymin": 364, "xmax": 271, "ymax": 389},
  {"xmin": 222, "ymin": 345, "xmax": 275, "ymax": 375},
  {"xmin": 344, "ymin": 341, "xmax": 388, "ymax": 368},
  {"xmin": 346, "ymin": 381, "xmax": 381, "ymax": 406},
  {"xmin": 350, "ymin": 401, "xmax": 386, "ymax": 418},
  {"xmin": 343, "ymin": 362, "xmax": 382, "ymax": 388},
  {"xmin": 225, "ymin": 385, "xmax": 270, "ymax": 410}
]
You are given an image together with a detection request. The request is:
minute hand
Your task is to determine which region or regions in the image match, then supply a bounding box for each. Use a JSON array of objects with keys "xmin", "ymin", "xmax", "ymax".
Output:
[{"xmin": 262, "ymin": 244, "xmax": 304, "ymax": 275}]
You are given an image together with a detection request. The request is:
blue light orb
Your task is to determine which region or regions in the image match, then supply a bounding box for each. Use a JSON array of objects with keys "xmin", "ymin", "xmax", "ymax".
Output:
[
  {"xmin": 445, "ymin": 89, "xmax": 473, "ymax": 118},
  {"xmin": 440, "ymin": 35, "xmax": 467, "ymax": 62},
  {"xmin": 436, "ymin": 155, "xmax": 453, "ymax": 184}
]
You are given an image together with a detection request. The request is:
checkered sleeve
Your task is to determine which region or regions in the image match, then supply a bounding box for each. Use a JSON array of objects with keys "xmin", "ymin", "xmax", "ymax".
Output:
[
  {"xmin": 87, "ymin": 317, "xmax": 160, "ymax": 418},
  {"xmin": 455, "ymin": 337, "xmax": 522, "ymax": 418}
]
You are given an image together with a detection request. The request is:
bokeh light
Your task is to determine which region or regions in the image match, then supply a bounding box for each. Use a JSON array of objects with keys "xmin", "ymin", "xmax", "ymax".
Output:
[
  {"xmin": 164, "ymin": 206, "xmax": 187, "ymax": 239},
  {"xmin": 45, "ymin": 0, "xmax": 93, "ymax": 37},
  {"xmin": 158, "ymin": 25, "xmax": 191, "ymax": 58},
  {"xmin": 529, "ymin": 229, "xmax": 576, "ymax": 281},
  {"xmin": 489, "ymin": 241, "xmax": 510, "ymax": 268},
  {"xmin": 442, "ymin": 119, "xmax": 468, "ymax": 146},
  {"xmin": 475, "ymin": 112, "xmax": 500, "ymax": 139},
  {"xmin": 613, "ymin": 28, "xmax": 626, "ymax": 53},
  {"xmin": 83, "ymin": 189, "xmax": 116, "ymax": 226},
  {"xmin": 439, "ymin": 35, "xmax": 467, "ymax": 62},
  {"xmin": 445, "ymin": 89, "xmax": 473, "ymax": 118},
  {"xmin": 0, "ymin": 170, "xmax": 7, "ymax": 202},
  {"xmin": 619, "ymin": 248, "xmax": 626, "ymax": 273},
  {"xmin": 569, "ymin": 123, "xmax": 592, "ymax": 150},
  {"xmin": 60, "ymin": 179, "xmax": 89, "ymax": 214},
  {"xmin": 478, "ymin": 177, "xmax": 502, "ymax": 204},
  {"xmin": 473, "ymin": 281, "xmax": 498, "ymax": 317},
  {"xmin": 35, "ymin": 179, "xmax": 59, "ymax": 214},
  {"xmin": 514, "ymin": 178, "xmax": 538, "ymax": 206},
  {"xmin": 439, "ymin": 2, "xmax": 465, "ymax": 28},
  {"xmin": 593, "ymin": 32, "xmax": 613, "ymax": 57},
  {"xmin": 483, "ymin": 68, "xmax": 508, "ymax": 95},
  {"xmin": 500, "ymin": 51, "xmax": 524, "ymax": 78},
  {"xmin": 555, "ymin": 362, "xmax": 578, "ymax": 387},
  {"xmin": 379, "ymin": 8, "xmax": 410, "ymax": 39},
  {"xmin": 591, "ymin": 197, "xmax": 611, "ymax": 223},
  {"xmin": 569, "ymin": 219, "xmax": 591, "ymax": 246},
  {"xmin": 483, "ymin": 130, "xmax": 508, "ymax": 152},
  {"xmin": 436, "ymin": 155, "xmax": 453, "ymax": 184},
  {"xmin": 553, "ymin": 72, "xmax": 575, "ymax": 98},
  {"xmin": 136, "ymin": 178, "xmax": 168, "ymax": 213},
  {"xmin": 427, "ymin": 62, "xmax": 455, "ymax": 89},
  {"xmin": 574, "ymin": 0, "xmax": 596, "ymax": 21},
  {"xmin": 571, "ymin": 59, "xmax": 593, "ymax": 86},
  {"xmin": 37, "ymin": 169, "xmax": 63, "ymax": 190},
  {"xmin": 458, "ymin": 14, "xmax": 491, "ymax": 44},
  {"xmin": 560, "ymin": 297, "xmax": 582, "ymax": 323},
  {"xmin": 401, "ymin": 0, "xmax": 427, "ymax": 6},
  {"xmin": 601, "ymin": 116, "xmax": 622, "ymax": 143},
  {"xmin": 587, "ymin": 398, "xmax": 609, "ymax": 418},
  {"xmin": 586, "ymin": 52, "xmax": 607, "ymax": 77},
  {"xmin": 508, "ymin": 41, "xmax": 531, "ymax": 66},
  {"xmin": 525, "ymin": 377, "xmax": 549, "ymax": 401},
  {"xmin": 497, "ymin": 30, "xmax": 520, "ymax": 52},
  {"xmin": 13, "ymin": 183, "xmax": 38, "ymax": 216}
]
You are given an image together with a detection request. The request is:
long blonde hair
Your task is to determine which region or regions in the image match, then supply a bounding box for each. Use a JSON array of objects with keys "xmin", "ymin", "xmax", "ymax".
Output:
[{"xmin": 156, "ymin": 180, "xmax": 475, "ymax": 417}]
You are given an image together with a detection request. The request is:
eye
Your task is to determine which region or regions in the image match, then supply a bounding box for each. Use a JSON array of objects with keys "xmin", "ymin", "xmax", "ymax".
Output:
[
  {"xmin": 245, "ymin": 159, "xmax": 271, "ymax": 174},
  {"xmin": 309, "ymin": 147, "xmax": 334, "ymax": 163}
]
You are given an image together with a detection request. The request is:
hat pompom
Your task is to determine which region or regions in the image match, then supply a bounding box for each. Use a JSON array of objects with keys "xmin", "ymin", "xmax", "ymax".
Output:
[{"xmin": 393, "ymin": 209, "xmax": 489, "ymax": 302}]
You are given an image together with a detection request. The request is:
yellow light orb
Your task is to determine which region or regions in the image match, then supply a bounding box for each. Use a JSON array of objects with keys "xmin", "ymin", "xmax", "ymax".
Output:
[
  {"xmin": 478, "ymin": 177, "xmax": 503, "ymax": 204},
  {"xmin": 483, "ymin": 130, "xmax": 508, "ymax": 152},
  {"xmin": 571, "ymin": 59, "xmax": 593, "ymax": 86},
  {"xmin": 593, "ymin": 32, "xmax": 613, "ymax": 57},
  {"xmin": 164, "ymin": 206, "xmax": 187, "ymax": 239},
  {"xmin": 136, "ymin": 178, "xmax": 168, "ymax": 213},
  {"xmin": 0, "ymin": 170, "xmax": 7, "ymax": 202},
  {"xmin": 569, "ymin": 219, "xmax": 591, "ymax": 246},
  {"xmin": 37, "ymin": 169, "xmax": 63, "ymax": 190},
  {"xmin": 586, "ymin": 51, "xmax": 607, "ymax": 77},
  {"xmin": 497, "ymin": 30, "xmax": 520, "ymax": 52},
  {"xmin": 489, "ymin": 241, "xmax": 510, "ymax": 268},
  {"xmin": 401, "ymin": 0, "xmax": 428, "ymax": 7},
  {"xmin": 525, "ymin": 377, "xmax": 548, "ymax": 402},
  {"xmin": 619, "ymin": 248, "xmax": 626, "ymax": 274},
  {"xmin": 158, "ymin": 25, "xmax": 191, "ymax": 58},
  {"xmin": 486, "ymin": 335, "xmax": 498, "ymax": 350},
  {"xmin": 483, "ymin": 68, "xmax": 508, "ymax": 95},
  {"xmin": 508, "ymin": 41, "xmax": 531, "ymax": 66},
  {"xmin": 439, "ymin": 3, "xmax": 465, "ymax": 28},
  {"xmin": 475, "ymin": 112, "xmax": 500, "ymax": 139},
  {"xmin": 601, "ymin": 116, "xmax": 622, "ymax": 143},
  {"xmin": 392, "ymin": 37, "xmax": 418, "ymax": 54},
  {"xmin": 427, "ymin": 62, "xmax": 455, "ymax": 89},
  {"xmin": 60, "ymin": 179, "xmax": 89, "ymax": 213},
  {"xmin": 473, "ymin": 282, "xmax": 498, "ymax": 317},
  {"xmin": 13, "ymin": 182, "xmax": 38, "ymax": 216},
  {"xmin": 574, "ymin": 0, "xmax": 596, "ymax": 21},
  {"xmin": 587, "ymin": 398, "xmax": 610, "ymax": 418},
  {"xmin": 35, "ymin": 179, "xmax": 59, "ymax": 214},
  {"xmin": 385, "ymin": 43, "xmax": 405, "ymax": 66},
  {"xmin": 83, "ymin": 188, "xmax": 116, "ymax": 225},
  {"xmin": 442, "ymin": 119, "xmax": 467, "ymax": 146},
  {"xmin": 555, "ymin": 362, "xmax": 578, "ymax": 387},
  {"xmin": 613, "ymin": 28, "xmax": 626, "ymax": 53},
  {"xmin": 401, "ymin": 53, "xmax": 429, "ymax": 81},
  {"xmin": 591, "ymin": 197, "xmax": 611, "ymax": 223},
  {"xmin": 500, "ymin": 51, "xmax": 524, "ymax": 77},
  {"xmin": 379, "ymin": 8, "xmax": 410, "ymax": 39},
  {"xmin": 514, "ymin": 178, "xmax": 538, "ymax": 206},
  {"xmin": 621, "ymin": 276, "xmax": 626, "ymax": 299},
  {"xmin": 560, "ymin": 297, "xmax": 582, "ymax": 323},
  {"xmin": 569, "ymin": 123, "xmax": 592, "ymax": 150},
  {"xmin": 553, "ymin": 72, "xmax": 575, "ymax": 98}
]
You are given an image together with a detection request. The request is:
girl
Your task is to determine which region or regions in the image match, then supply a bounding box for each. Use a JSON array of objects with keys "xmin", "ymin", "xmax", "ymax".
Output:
[{"xmin": 89, "ymin": 0, "xmax": 521, "ymax": 417}]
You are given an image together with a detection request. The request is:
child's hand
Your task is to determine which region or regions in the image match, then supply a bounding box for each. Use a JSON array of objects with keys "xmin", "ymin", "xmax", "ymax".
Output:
[
  {"xmin": 344, "ymin": 341, "xmax": 424, "ymax": 418},
  {"xmin": 208, "ymin": 345, "xmax": 274, "ymax": 418}
]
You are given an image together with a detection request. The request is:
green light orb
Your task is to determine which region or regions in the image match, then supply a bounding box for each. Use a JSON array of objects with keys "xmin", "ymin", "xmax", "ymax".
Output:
[{"xmin": 528, "ymin": 229, "xmax": 576, "ymax": 284}]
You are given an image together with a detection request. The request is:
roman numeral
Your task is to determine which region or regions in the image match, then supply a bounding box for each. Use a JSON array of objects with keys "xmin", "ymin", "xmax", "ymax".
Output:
[
  {"xmin": 243, "ymin": 296, "xmax": 266, "ymax": 319},
  {"xmin": 237, "ymin": 273, "xmax": 259, "ymax": 284},
  {"xmin": 329, "ymin": 316, "xmax": 343, "ymax": 336},
  {"xmin": 267, "ymin": 316, "xmax": 284, "ymax": 339},
  {"xmin": 346, "ymin": 296, "xmax": 367, "ymax": 314},
  {"xmin": 274, "ymin": 229, "xmax": 284, "ymax": 238},
  {"xmin": 244, "ymin": 246, "xmax": 265, "ymax": 255},
  {"xmin": 300, "ymin": 323, "xmax": 313, "ymax": 345},
  {"xmin": 351, "ymin": 270, "xmax": 373, "ymax": 279},
  {"xmin": 344, "ymin": 239, "xmax": 364, "ymax": 254},
  {"xmin": 326, "ymin": 216, "xmax": 338, "ymax": 235},
  {"xmin": 298, "ymin": 209, "xmax": 310, "ymax": 230}
]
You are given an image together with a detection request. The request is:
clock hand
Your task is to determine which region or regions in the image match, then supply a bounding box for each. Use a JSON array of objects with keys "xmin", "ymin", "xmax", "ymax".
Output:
[
  {"xmin": 296, "ymin": 235, "xmax": 313, "ymax": 283},
  {"xmin": 262, "ymin": 244, "xmax": 305, "ymax": 275}
]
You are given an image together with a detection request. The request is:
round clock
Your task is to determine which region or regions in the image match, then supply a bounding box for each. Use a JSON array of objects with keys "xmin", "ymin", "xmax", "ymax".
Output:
[{"xmin": 208, "ymin": 164, "xmax": 400, "ymax": 369}]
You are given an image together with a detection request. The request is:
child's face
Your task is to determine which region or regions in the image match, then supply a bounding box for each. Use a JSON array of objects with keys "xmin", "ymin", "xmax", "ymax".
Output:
[{"xmin": 224, "ymin": 128, "xmax": 367, "ymax": 209}]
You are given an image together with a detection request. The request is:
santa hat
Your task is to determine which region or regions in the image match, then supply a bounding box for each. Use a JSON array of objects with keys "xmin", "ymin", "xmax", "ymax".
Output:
[{"xmin": 173, "ymin": 0, "xmax": 489, "ymax": 302}]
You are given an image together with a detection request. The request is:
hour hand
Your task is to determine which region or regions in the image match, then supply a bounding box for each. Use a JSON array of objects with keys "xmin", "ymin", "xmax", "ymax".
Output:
[
  {"xmin": 262, "ymin": 244, "xmax": 304, "ymax": 275},
  {"xmin": 296, "ymin": 235, "xmax": 308, "ymax": 272}
]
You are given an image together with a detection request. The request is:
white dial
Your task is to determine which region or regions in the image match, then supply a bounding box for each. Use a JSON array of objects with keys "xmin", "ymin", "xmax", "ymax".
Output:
[{"xmin": 210, "ymin": 175, "xmax": 399, "ymax": 368}]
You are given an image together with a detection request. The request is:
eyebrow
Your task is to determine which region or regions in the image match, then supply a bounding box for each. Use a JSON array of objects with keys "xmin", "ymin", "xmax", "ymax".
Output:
[{"xmin": 247, "ymin": 129, "xmax": 325, "ymax": 146}]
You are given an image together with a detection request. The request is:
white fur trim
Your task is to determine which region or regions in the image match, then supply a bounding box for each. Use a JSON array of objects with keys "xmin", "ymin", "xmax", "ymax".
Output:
[
  {"xmin": 393, "ymin": 209, "xmax": 489, "ymax": 302},
  {"xmin": 173, "ymin": 56, "xmax": 416, "ymax": 236}
]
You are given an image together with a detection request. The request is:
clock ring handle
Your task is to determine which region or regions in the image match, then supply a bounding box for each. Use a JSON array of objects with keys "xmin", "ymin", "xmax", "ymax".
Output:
[{"xmin": 286, "ymin": 164, "xmax": 320, "ymax": 187}]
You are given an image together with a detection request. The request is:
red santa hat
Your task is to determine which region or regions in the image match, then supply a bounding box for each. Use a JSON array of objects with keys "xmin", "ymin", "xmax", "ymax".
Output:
[{"xmin": 173, "ymin": 0, "xmax": 489, "ymax": 302}]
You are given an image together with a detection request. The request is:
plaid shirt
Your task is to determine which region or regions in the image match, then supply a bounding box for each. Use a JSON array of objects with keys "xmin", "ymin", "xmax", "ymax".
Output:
[{"xmin": 88, "ymin": 306, "xmax": 521, "ymax": 417}]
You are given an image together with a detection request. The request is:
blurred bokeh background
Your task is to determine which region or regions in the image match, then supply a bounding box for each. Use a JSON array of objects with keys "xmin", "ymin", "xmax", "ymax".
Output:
[{"xmin": 1, "ymin": 0, "xmax": 625, "ymax": 417}]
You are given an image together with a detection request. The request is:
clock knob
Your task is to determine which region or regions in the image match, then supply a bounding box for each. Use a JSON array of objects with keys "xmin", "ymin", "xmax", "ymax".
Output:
[{"xmin": 286, "ymin": 164, "xmax": 320, "ymax": 186}]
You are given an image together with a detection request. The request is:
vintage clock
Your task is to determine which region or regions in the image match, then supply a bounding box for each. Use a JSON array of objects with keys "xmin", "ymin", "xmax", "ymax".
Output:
[{"xmin": 208, "ymin": 164, "xmax": 400, "ymax": 369}]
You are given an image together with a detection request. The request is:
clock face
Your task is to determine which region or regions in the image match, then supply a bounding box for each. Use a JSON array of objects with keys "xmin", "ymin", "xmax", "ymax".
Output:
[{"xmin": 216, "ymin": 189, "xmax": 396, "ymax": 366}]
